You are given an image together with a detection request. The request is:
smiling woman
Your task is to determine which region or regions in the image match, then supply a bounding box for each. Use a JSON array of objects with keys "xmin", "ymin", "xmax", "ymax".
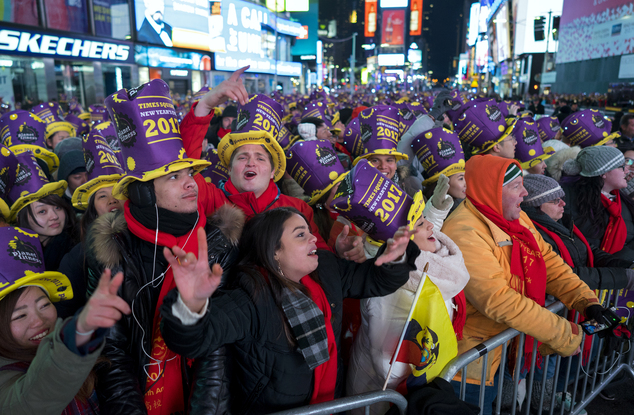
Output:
[{"xmin": 159, "ymin": 206, "xmax": 421, "ymax": 414}]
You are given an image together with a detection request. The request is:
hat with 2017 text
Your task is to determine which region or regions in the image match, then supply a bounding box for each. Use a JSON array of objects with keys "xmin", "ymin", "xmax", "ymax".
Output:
[
  {"xmin": 352, "ymin": 106, "xmax": 409, "ymax": 165},
  {"xmin": 217, "ymin": 94, "xmax": 286, "ymax": 182},
  {"xmin": 330, "ymin": 158, "xmax": 425, "ymax": 245},
  {"xmin": 0, "ymin": 110, "xmax": 60, "ymax": 173},
  {"xmin": 31, "ymin": 102, "xmax": 76, "ymax": 142},
  {"xmin": 0, "ymin": 226, "xmax": 72, "ymax": 302},
  {"xmin": 411, "ymin": 126, "xmax": 465, "ymax": 185},
  {"xmin": 106, "ymin": 79, "xmax": 210, "ymax": 200}
]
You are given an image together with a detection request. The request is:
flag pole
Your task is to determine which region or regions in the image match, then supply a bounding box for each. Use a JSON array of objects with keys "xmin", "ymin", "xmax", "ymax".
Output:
[{"xmin": 382, "ymin": 262, "xmax": 430, "ymax": 391}]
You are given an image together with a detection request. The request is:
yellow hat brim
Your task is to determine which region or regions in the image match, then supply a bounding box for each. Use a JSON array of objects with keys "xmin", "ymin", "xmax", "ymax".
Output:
[
  {"xmin": 8, "ymin": 180, "xmax": 67, "ymax": 223},
  {"xmin": 422, "ymin": 163, "xmax": 466, "ymax": 186},
  {"xmin": 217, "ymin": 131, "xmax": 286, "ymax": 182},
  {"xmin": 592, "ymin": 132, "xmax": 619, "ymax": 147},
  {"xmin": 112, "ymin": 159, "xmax": 210, "ymax": 200},
  {"xmin": 407, "ymin": 190, "xmax": 426, "ymax": 233},
  {"xmin": 0, "ymin": 199, "xmax": 9, "ymax": 220},
  {"xmin": 308, "ymin": 171, "xmax": 350, "ymax": 205},
  {"xmin": 10, "ymin": 144, "xmax": 60, "ymax": 173},
  {"xmin": 45, "ymin": 122, "xmax": 76, "ymax": 140},
  {"xmin": 0, "ymin": 270, "xmax": 73, "ymax": 302},
  {"xmin": 353, "ymin": 150, "xmax": 409, "ymax": 166},
  {"xmin": 72, "ymin": 174, "xmax": 123, "ymax": 210},
  {"xmin": 519, "ymin": 147, "xmax": 554, "ymax": 170}
]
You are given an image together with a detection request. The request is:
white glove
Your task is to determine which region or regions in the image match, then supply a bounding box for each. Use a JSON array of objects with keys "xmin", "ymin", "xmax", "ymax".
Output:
[{"xmin": 430, "ymin": 174, "xmax": 454, "ymax": 211}]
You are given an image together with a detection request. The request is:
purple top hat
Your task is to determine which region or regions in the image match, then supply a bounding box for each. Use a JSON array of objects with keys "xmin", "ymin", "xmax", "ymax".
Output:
[
  {"xmin": 286, "ymin": 140, "xmax": 348, "ymax": 205},
  {"xmin": 0, "ymin": 145, "xmax": 19, "ymax": 219},
  {"xmin": 201, "ymin": 149, "xmax": 229, "ymax": 187},
  {"xmin": 411, "ymin": 127, "xmax": 465, "ymax": 185},
  {"xmin": 0, "ymin": 110, "xmax": 59, "ymax": 173},
  {"xmin": 561, "ymin": 109, "xmax": 612, "ymax": 148},
  {"xmin": 105, "ymin": 79, "xmax": 210, "ymax": 200},
  {"xmin": 512, "ymin": 117, "xmax": 555, "ymax": 169},
  {"xmin": 0, "ymin": 226, "xmax": 72, "ymax": 302},
  {"xmin": 497, "ymin": 100, "xmax": 525, "ymax": 118},
  {"xmin": 64, "ymin": 113, "xmax": 90, "ymax": 137},
  {"xmin": 330, "ymin": 158, "xmax": 425, "ymax": 244},
  {"xmin": 278, "ymin": 124, "xmax": 299, "ymax": 152},
  {"xmin": 91, "ymin": 120, "xmax": 123, "ymax": 160},
  {"xmin": 342, "ymin": 117, "xmax": 364, "ymax": 159},
  {"xmin": 193, "ymin": 86, "xmax": 211, "ymax": 103},
  {"xmin": 7, "ymin": 152, "xmax": 67, "ymax": 222},
  {"xmin": 536, "ymin": 116, "xmax": 562, "ymax": 142},
  {"xmin": 31, "ymin": 102, "xmax": 64, "ymax": 124},
  {"xmin": 454, "ymin": 98, "xmax": 515, "ymax": 154},
  {"xmin": 72, "ymin": 122, "xmax": 125, "ymax": 210},
  {"xmin": 352, "ymin": 106, "xmax": 409, "ymax": 165},
  {"xmin": 68, "ymin": 99, "xmax": 85, "ymax": 115},
  {"xmin": 217, "ymin": 94, "xmax": 286, "ymax": 182},
  {"xmin": 445, "ymin": 90, "xmax": 470, "ymax": 122},
  {"xmin": 89, "ymin": 104, "xmax": 110, "ymax": 125},
  {"xmin": 301, "ymin": 101, "xmax": 340, "ymax": 133},
  {"xmin": 393, "ymin": 103, "xmax": 420, "ymax": 136}
]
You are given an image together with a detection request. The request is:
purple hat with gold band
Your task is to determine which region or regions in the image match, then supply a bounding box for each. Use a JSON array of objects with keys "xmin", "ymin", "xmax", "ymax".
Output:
[
  {"xmin": 536, "ymin": 116, "xmax": 561, "ymax": 142},
  {"xmin": 193, "ymin": 86, "xmax": 211, "ymax": 103},
  {"xmin": 0, "ymin": 226, "xmax": 73, "ymax": 302},
  {"xmin": 89, "ymin": 104, "xmax": 110, "ymax": 125},
  {"xmin": 352, "ymin": 106, "xmax": 409, "ymax": 165},
  {"xmin": 561, "ymin": 109, "xmax": 613, "ymax": 148},
  {"xmin": 64, "ymin": 113, "xmax": 91, "ymax": 137},
  {"xmin": 201, "ymin": 149, "xmax": 229, "ymax": 187},
  {"xmin": 330, "ymin": 158, "xmax": 425, "ymax": 245},
  {"xmin": 342, "ymin": 117, "xmax": 364, "ymax": 159},
  {"xmin": 31, "ymin": 102, "xmax": 76, "ymax": 142},
  {"xmin": 277, "ymin": 124, "xmax": 300, "ymax": 152},
  {"xmin": 411, "ymin": 127, "xmax": 466, "ymax": 185},
  {"xmin": 301, "ymin": 101, "xmax": 341, "ymax": 135},
  {"xmin": 217, "ymin": 94, "xmax": 286, "ymax": 182},
  {"xmin": 0, "ymin": 145, "xmax": 19, "ymax": 219},
  {"xmin": 454, "ymin": 98, "xmax": 516, "ymax": 154},
  {"xmin": 71, "ymin": 122, "xmax": 125, "ymax": 210},
  {"xmin": 91, "ymin": 120, "xmax": 123, "ymax": 159},
  {"xmin": 0, "ymin": 110, "xmax": 60, "ymax": 173},
  {"xmin": 7, "ymin": 152, "xmax": 67, "ymax": 222},
  {"xmin": 512, "ymin": 117, "xmax": 555, "ymax": 169},
  {"xmin": 393, "ymin": 103, "xmax": 419, "ymax": 136},
  {"xmin": 105, "ymin": 79, "xmax": 210, "ymax": 200},
  {"xmin": 286, "ymin": 140, "xmax": 348, "ymax": 205}
]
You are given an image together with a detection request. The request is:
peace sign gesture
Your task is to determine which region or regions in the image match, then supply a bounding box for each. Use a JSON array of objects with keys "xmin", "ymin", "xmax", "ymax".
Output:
[
  {"xmin": 163, "ymin": 227, "xmax": 224, "ymax": 313},
  {"xmin": 194, "ymin": 66, "xmax": 250, "ymax": 117}
]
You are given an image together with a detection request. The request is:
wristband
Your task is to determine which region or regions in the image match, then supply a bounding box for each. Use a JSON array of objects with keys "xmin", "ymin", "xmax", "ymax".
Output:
[{"xmin": 76, "ymin": 328, "xmax": 95, "ymax": 336}]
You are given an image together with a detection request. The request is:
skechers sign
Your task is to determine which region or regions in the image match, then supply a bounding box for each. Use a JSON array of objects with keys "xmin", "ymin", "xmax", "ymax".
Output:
[{"xmin": 0, "ymin": 27, "xmax": 133, "ymax": 64}]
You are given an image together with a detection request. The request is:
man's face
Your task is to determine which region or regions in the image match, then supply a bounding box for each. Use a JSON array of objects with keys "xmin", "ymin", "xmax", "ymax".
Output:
[
  {"xmin": 153, "ymin": 168, "xmax": 198, "ymax": 213},
  {"xmin": 222, "ymin": 116, "xmax": 235, "ymax": 130},
  {"xmin": 368, "ymin": 154, "xmax": 397, "ymax": 180},
  {"xmin": 67, "ymin": 171, "xmax": 88, "ymax": 194},
  {"xmin": 493, "ymin": 135, "xmax": 517, "ymax": 159},
  {"xmin": 229, "ymin": 144, "xmax": 275, "ymax": 198},
  {"xmin": 622, "ymin": 119, "xmax": 634, "ymax": 138},
  {"xmin": 501, "ymin": 176, "xmax": 528, "ymax": 221},
  {"xmin": 316, "ymin": 124, "xmax": 333, "ymax": 141},
  {"xmin": 144, "ymin": 0, "xmax": 165, "ymax": 22}
]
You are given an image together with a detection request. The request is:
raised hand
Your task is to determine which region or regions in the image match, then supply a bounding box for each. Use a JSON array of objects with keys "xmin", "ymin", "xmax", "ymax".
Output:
[
  {"xmin": 335, "ymin": 225, "xmax": 366, "ymax": 263},
  {"xmin": 76, "ymin": 269, "xmax": 131, "ymax": 346},
  {"xmin": 374, "ymin": 226, "xmax": 419, "ymax": 266},
  {"xmin": 194, "ymin": 66, "xmax": 250, "ymax": 117},
  {"xmin": 163, "ymin": 227, "xmax": 223, "ymax": 313}
]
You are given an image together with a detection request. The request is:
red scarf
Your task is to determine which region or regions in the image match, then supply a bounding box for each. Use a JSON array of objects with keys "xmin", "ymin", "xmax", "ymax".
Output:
[
  {"xmin": 222, "ymin": 179, "xmax": 280, "ymax": 219},
  {"xmin": 218, "ymin": 127, "xmax": 231, "ymax": 139},
  {"xmin": 301, "ymin": 275, "xmax": 338, "ymax": 404},
  {"xmin": 124, "ymin": 201, "xmax": 206, "ymax": 415},
  {"xmin": 532, "ymin": 220, "xmax": 595, "ymax": 364},
  {"xmin": 469, "ymin": 198, "xmax": 548, "ymax": 370},
  {"xmin": 600, "ymin": 191, "xmax": 627, "ymax": 254},
  {"xmin": 453, "ymin": 291, "xmax": 467, "ymax": 341}
]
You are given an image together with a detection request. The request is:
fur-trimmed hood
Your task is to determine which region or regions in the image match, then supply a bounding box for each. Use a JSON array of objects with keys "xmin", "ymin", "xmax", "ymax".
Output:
[
  {"xmin": 545, "ymin": 145, "xmax": 581, "ymax": 181},
  {"xmin": 88, "ymin": 204, "xmax": 245, "ymax": 268}
]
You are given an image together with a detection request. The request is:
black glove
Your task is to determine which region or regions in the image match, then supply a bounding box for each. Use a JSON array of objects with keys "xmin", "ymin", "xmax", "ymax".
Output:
[
  {"xmin": 429, "ymin": 90, "xmax": 454, "ymax": 120},
  {"xmin": 585, "ymin": 304, "xmax": 607, "ymax": 325}
]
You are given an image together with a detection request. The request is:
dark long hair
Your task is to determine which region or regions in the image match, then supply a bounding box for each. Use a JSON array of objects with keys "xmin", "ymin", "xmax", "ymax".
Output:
[
  {"xmin": 574, "ymin": 175, "xmax": 607, "ymax": 238},
  {"xmin": 233, "ymin": 207, "xmax": 322, "ymax": 345},
  {"xmin": 79, "ymin": 193, "xmax": 100, "ymax": 242},
  {"xmin": 0, "ymin": 288, "xmax": 100, "ymax": 402},
  {"xmin": 311, "ymin": 191, "xmax": 335, "ymax": 242},
  {"xmin": 423, "ymin": 180, "xmax": 437, "ymax": 202},
  {"xmin": 16, "ymin": 194, "xmax": 78, "ymax": 244}
]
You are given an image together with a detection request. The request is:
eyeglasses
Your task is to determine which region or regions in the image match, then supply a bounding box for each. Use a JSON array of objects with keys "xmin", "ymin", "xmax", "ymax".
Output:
[
  {"xmin": 617, "ymin": 165, "xmax": 627, "ymax": 172},
  {"xmin": 625, "ymin": 158, "xmax": 634, "ymax": 166},
  {"xmin": 546, "ymin": 198, "xmax": 565, "ymax": 205}
]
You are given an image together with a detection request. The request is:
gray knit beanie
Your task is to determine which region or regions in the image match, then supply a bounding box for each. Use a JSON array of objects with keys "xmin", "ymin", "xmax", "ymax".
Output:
[
  {"xmin": 521, "ymin": 174, "xmax": 565, "ymax": 207},
  {"xmin": 561, "ymin": 146, "xmax": 624, "ymax": 177}
]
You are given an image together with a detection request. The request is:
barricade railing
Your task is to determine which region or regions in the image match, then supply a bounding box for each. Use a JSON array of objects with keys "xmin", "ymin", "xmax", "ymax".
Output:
[
  {"xmin": 270, "ymin": 389, "xmax": 408, "ymax": 415},
  {"xmin": 439, "ymin": 290, "xmax": 634, "ymax": 415}
]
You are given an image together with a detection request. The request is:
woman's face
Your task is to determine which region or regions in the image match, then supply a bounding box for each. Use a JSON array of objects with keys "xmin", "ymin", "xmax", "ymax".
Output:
[
  {"xmin": 411, "ymin": 216, "xmax": 437, "ymax": 253},
  {"xmin": 27, "ymin": 201, "xmax": 66, "ymax": 239},
  {"xmin": 10, "ymin": 287, "xmax": 57, "ymax": 348},
  {"xmin": 447, "ymin": 173, "xmax": 466, "ymax": 200},
  {"xmin": 540, "ymin": 198, "xmax": 565, "ymax": 221},
  {"xmin": 93, "ymin": 187, "xmax": 123, "ymax": 216},
  {"xmin": 527, "ymin": 161, "xmax": 547, "ymax": 175},
  {"xmin": 602, "ymin": 166, "xmax": 628, "ymax": 193},
  {"xmin": 275, "ymin": 214, "xmax": 319, "ymax": 283}
]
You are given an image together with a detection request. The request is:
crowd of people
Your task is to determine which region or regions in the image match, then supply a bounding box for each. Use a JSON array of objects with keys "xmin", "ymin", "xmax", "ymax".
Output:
[{"xmin": 0, "ymin": 66, "xmax": 633, "ymax": 415}]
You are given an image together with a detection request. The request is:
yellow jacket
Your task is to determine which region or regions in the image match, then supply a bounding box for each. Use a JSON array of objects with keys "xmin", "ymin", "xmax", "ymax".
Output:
[{"xmin": 442, "ymin": 199, "xmax": 599, "ymax": 385}]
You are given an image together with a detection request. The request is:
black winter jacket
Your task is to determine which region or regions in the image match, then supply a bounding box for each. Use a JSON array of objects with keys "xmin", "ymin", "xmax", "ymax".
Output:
[
  {"xmin": 56, "ymin": 242, "xmax": 89, "ymax": 319},
  {"xmin": 562, "ymin": 184, "xmax": 634, "ymax": 262},
  {"xmin": 525, "ymin": 207, "xmax": 631, "ymax": 290},
  {"xmin": 160, "ymin": 242, "xmax": 420, "ymax": 415},
  {"xmin": 85, "ymin": 205, "xmax": 244, "ymax": 415}
]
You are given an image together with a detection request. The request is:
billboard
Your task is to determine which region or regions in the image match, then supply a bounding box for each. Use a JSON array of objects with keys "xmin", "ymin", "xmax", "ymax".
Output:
[
  {"xmin": 467, "ymin": 2, "xmax": 480, "ymax": 46},
  {"xmin": 495, "ymin": 3, "xmax": 510, "ymax": 62},
  {"xmin": 380, "ymin": 0, "xmax": 408, "ymax": 8},
  {"xmin": 557, "ymin": 0, "xmax": 634, "ymax": 64},
  {"xmin": 378, "ymin": 53, "xmax": 405, "ymax": 66},
  {"xmin": 381, "ymin": 9, "xmax": 405, "ymax": 46},
  {"xmin": 409, "ymin": 0, "xmax": 422, "ymax": 36},
  {"xmin": 513, "ymin": 0, "xmax": 562, "ymax": 56},
  {"xmin": 134, "ymin": 45, "xmax": 211, "ymax": 69},
  {"xmin": 365, "ymin": 0, "xmax": 378, "ymax": 37}
]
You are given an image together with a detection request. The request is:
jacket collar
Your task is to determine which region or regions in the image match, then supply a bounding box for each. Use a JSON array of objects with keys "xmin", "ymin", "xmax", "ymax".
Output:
[
  {"xmin": 219, "ymin": 179, "xmax": 281, "ymax": 217},
  {"xmin": 523, "ymin": 205, "xmax": 573, "ymax": 237},
  {"xmin": 464, "ymin": 199, "xmax": 537, "ymax": 246}
]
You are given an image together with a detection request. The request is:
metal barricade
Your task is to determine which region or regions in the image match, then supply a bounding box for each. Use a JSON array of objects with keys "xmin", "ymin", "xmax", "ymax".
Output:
[
  {"xmin": 439, "ymin": 291, "xmax": 634, "ymax": 415},
  {"xmin": 270, "ymin": 390, "xmax": 408, "ymax": 415}
]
